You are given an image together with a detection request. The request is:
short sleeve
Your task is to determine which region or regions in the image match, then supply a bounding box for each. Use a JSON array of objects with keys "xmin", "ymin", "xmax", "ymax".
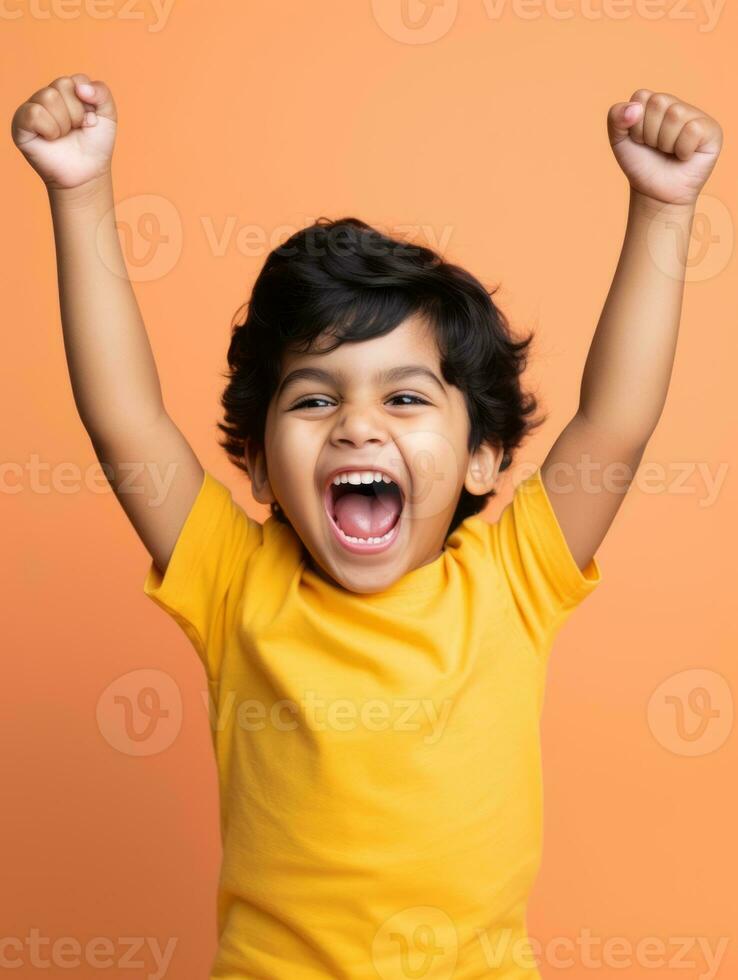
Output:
[
  {"xmin": 486, "ymin": 466, "xmax": 602, "ymax": 653},
  {"xmin": 143, "ymin": 470, "xmax": 262, "ymax": 683}
]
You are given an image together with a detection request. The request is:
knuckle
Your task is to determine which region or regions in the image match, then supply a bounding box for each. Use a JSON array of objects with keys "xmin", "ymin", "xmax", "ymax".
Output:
[
  {"xmin": 664, "ymin": 103, "xmax": 686, "ymax": 122},
  {"xmin": 36, "ymin": 87, "xmax": 61, "ymax": 106},
  {"xmin": 649, "ymin": 92, "xmax": 672, "ymax": 110},
  {"xmin": 629, "ymin": 88, "xmax": 651, "ymax": 103}
]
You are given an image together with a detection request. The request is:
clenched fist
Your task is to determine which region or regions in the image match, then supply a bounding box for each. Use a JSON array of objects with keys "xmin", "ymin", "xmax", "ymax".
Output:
[
  {"xmin": 11, "ymin": 72, "xmax": 117, "ymax": 191},
  {"xmin": 607, "ymin": 90, "xmax": 722, "ymax": 207}
]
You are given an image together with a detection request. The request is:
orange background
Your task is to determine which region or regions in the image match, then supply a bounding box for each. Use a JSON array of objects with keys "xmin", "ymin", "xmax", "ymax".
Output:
[{"xmin": 2, "ymin": 1, "xmax": 736, "ymax": 977}]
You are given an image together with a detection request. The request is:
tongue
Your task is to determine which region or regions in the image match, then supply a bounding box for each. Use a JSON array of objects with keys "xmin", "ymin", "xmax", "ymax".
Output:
[{"xmin": 334, "ymin": 491, "xmax": 401, "ymax": 538}]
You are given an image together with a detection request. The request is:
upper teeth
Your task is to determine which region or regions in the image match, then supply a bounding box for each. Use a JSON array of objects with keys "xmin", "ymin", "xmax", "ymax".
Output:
[{"xmin": 332, "ymin": 470, "xmax": 392, "ymax": 486}]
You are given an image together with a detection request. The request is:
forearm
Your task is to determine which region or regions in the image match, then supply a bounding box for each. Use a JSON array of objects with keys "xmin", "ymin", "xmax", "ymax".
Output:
[
  {"xmin": 577, "ymin": 188, "xmax": 696, "ymax": 446},
  {"xmin": 47, "ymin": 173, "xmax": 165, "ymax": 440}
]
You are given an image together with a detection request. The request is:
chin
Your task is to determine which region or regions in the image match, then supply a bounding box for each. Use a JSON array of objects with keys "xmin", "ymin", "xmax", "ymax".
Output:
[
  {"xmin": 341, "ymin": 566, "xmax": 403, "ymax": 595},
  {"xmin": 309, "ymin": 545, "xmax": 406, "ymax": 595}
]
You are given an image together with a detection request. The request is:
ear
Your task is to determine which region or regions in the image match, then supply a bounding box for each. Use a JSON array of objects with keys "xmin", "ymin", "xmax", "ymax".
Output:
[
  {"xmin": 464, "ymin": 441, "xmax": 506, "ymax": 497},
  {"xmin": 243, "ymin": 438, "xmax": 276, "ymax": 506}
]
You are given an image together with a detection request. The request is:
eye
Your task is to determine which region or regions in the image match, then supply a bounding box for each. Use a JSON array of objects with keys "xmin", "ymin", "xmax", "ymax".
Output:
[
  {"xmin": 288, "ymin": 397, "xmax": 335, "ymax": 410},
  {"xmin": 387, "ymin": 393, "xmax": 431, "ymax": 406}
]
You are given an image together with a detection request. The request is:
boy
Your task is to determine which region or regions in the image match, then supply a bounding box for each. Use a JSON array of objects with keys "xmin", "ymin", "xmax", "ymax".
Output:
[{"xmin": 12, "ymin": 74, "xmax": 722, "ymax": 978}]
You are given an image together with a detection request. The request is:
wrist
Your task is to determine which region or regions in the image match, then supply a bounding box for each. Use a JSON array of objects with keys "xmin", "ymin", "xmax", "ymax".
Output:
[
  {"xmin": 47, "ymin": 171, "xmax": 114, "ymax": 210},
  {"xmin": 628, "ymin": 187, "xmax": 697, "ymax": 221}
]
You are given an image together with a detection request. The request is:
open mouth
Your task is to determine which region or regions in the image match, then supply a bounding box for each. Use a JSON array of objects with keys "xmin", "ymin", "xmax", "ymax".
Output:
[{"xmin": 324, "ymin": 471, "xmax": 405, "ymax": 553}]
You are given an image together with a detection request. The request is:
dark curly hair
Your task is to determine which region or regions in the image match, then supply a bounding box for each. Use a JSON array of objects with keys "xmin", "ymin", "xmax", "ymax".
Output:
[{"xmin": 217, "ymin": 217, "xmax": 545, "ymax": 539}]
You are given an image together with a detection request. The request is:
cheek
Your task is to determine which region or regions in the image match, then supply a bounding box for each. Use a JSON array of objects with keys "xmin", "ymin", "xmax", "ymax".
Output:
[
  {"xmin": 392, "ymin": 429, "xmax": 466, "ymax": 524},
  {"xmin": 264, "ymin": 421, "xmax": 320, "ymax": 507}
]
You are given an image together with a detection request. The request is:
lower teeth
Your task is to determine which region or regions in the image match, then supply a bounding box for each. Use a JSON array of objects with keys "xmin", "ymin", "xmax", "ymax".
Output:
[{"xmin": 336, "ymin": 523, "xmax": 396, "ymax": 545}]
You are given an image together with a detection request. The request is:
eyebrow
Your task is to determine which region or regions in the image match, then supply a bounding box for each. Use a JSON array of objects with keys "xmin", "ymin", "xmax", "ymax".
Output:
[{"xmin": 276, "ymin": 364, "xmax": 447, "ymax": 399}]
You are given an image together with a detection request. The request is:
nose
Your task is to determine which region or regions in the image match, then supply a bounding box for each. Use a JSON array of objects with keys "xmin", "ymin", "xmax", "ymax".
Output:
[{"xmin": 329, "ymin": 403, "xmax": 388, "ymax": 449}]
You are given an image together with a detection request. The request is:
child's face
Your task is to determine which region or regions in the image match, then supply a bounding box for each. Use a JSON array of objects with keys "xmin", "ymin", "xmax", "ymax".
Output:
[{"xmin": 246, "ymin": 314, "xmax": 502, "ymax": 593}]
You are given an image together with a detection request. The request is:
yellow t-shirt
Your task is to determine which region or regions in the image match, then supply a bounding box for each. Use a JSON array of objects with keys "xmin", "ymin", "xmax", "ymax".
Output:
[{"xmin": 143, "ymin": 466, "xmax": 601, "ymax": 979}]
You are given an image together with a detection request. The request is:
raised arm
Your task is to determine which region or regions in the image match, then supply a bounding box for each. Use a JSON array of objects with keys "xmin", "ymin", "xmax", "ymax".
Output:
[
  {"xmin": 11, "ymin": 72, "xmax": 205, "ymax": 574},
  {"xmin": 542, "ymin": 89, "xmax": 723, "ymax": 571}
]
